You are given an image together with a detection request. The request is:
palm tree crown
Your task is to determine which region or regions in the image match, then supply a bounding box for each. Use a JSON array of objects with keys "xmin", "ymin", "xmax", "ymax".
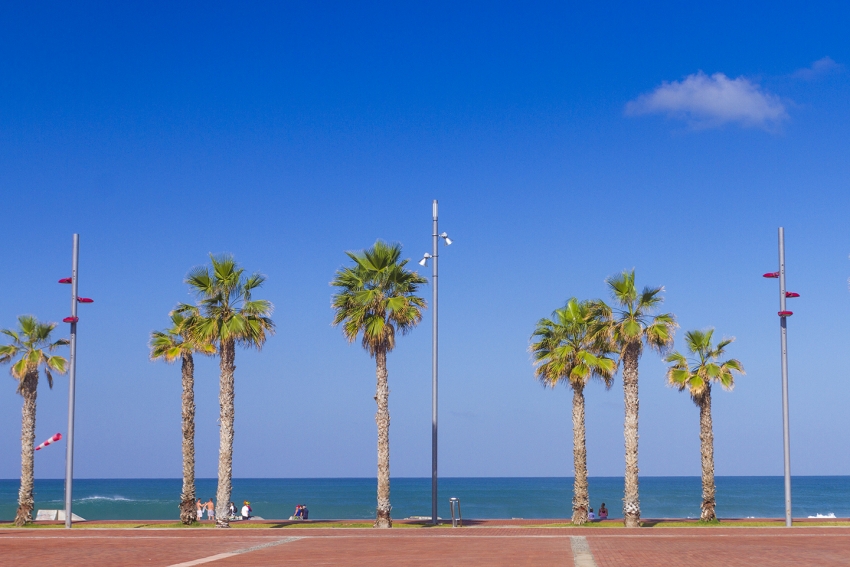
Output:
[
  {"xmin": 665, "ymin": 329, "xmax": 744, "ymax": 399},
  {"xmin": 531, "ymin": 298, "xmax": 616, "ymax": 390},
  {"xmin": 592, "ymin": 270, "xmax": 676, "ymax": 354},
  {"xmin": 150, "ymin": 312, "xmax": 216, "ymax": 363},
  {"xmin": 331, "ymin": 240, "xmax": 427, "ymax": 355},
  {"xmin": 0, "ymin": 315, "xmax": 68, "ymax": 391},
  {"xmin": 179, "ymin": 254, "xmax": 275, "ymax": 347}
]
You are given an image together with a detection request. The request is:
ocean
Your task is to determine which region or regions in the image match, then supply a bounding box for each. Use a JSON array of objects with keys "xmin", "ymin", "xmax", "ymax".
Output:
[{"xmin": 2, "ymin": 477, "xmax": 848, "ymax": 521}]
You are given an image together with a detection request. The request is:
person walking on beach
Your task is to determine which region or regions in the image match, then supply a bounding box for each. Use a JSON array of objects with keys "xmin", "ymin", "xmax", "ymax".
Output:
[{"xmin": 206, "ymin": 498, "xmax": 215, "ymax": 521}]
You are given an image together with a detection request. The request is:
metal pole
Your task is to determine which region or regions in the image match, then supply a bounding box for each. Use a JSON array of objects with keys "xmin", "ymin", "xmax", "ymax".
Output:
[
  {"xmin": 778, "ymin": 227, "xmax": 792, "ymax": 527},
  {"xmin": 64, "ymin": 234, "xmax": 79, "ymax": 528},
  {"xmin": 431, "ymin": 200, "xmax": 439, "ymax": 525}
]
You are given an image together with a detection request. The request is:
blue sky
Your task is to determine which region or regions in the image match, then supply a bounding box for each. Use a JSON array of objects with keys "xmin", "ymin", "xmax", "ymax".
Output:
[{"xmin": 1, "ymin": 1, "xmax": 849, "ymax": 480}]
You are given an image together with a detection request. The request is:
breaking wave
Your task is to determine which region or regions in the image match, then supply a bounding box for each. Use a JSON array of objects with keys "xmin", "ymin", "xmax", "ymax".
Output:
[{"xmin": 77, "ymin": 495, "xmax": 134, "ymax": 502}]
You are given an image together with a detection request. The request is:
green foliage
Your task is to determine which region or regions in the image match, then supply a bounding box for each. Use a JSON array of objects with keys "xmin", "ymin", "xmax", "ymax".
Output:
[
  {"xmin": 665, "ymin": 329, "xmax": 744, "ymax": 400},
  {"xmin": 0, "ymin": 315, "xmax": 69, "ymax": 393},
  {"xmin": 331, "ymin": 240, "xmax": 427, "ymax": 356},
  {"xmin": 592, "ymin": 270, "xmax": 677, "ymax": 355},
  {"xmin": 177, "ymin": 254, "xmax": 275, "ymax": 349},
  {"xmin": 149, "ymin": 311, "xmax": 216, "ymax": 362},
  {"xmin": 530, "ymin": 298, "xmax": 616, "ymax": 390}
]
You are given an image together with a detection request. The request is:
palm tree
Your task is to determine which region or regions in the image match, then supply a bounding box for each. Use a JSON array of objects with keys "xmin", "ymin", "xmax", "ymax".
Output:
[
  {"xmin": 150, "ymin": 311, "xmax": 215, "ymax": 525},
  {"xmin": 665, "ymin": 329, "xmax": 744, "ymax": 522},
  {"xmin": 0, "ymin": 316, "xmax": 68, "ymax": 526},
  {"xmin": 592, "ymin": 270, "xmax": 676, "ymax": 527},
  {"xmin": 331, "ymin": 240, "xmax": 427, "ymax": 528},
  {"xmin": 530, "ymin": 298, "xmax": 616, "ymax": 525},
  {"xmin": 179, "ymin": 254, "xmax": 274, "ymax": 527}
]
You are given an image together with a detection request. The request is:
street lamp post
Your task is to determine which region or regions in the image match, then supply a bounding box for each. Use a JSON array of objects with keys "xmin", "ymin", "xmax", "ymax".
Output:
[
  {"xmin": 419, "ymin": 200, "xmax": 451, "ymax": 525},
  {"xmin": 58, "ymin": 234, "xmax": 93, "ymax": 528},
  {"xmin": 763, "ymin": 226, "xmax": 797, "ymax": 528}
]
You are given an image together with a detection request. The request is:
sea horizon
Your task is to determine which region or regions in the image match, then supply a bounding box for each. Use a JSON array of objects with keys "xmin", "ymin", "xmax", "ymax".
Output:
[{"xmin": 3, "ymin": 476, "xmax": 848, "ymax": 522}]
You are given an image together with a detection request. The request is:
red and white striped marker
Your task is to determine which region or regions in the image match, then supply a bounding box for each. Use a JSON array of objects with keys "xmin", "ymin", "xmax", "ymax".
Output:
[{"xmin": 35, "ymin": 433, "xmax": 62, "ymax": 451}]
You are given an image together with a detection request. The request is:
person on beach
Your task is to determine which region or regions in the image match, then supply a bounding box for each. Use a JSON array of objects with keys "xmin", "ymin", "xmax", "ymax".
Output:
[
  {"xmin": 241, "ymin": 501, "xmax": 252, "ymax": 520},
  {"xmin": 301, "ymin": 505, "xmax": 309, "ymax": 520},
  {"xmin": 290, "ymin": 505, "xmax": 302, "ymax": 520},
  {"xmin": 587, "ymin": 508, "xmax": 596, "ymax": 520},
  {"xmin": 206, "ymin": 499, "xmax": 215, "ymax": 521},
  {"xmin": 196, "ymin": 499, "xmax": 204, "ymax": 519},
  {"xmin": 599, "ymin": 503, "xmax": 608, "ymax": 520},
  {"xmin": 228, "ymin": 501, "xmax": 237, "ymax": 519}
]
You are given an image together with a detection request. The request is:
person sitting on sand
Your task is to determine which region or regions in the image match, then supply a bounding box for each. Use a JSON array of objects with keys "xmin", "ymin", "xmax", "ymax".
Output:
[
  {"xmin": 207, "ymin": 498, "xmax": 215, "ymax": 521},
  {"xmin": 301, "ymin": 505, "xmax": 309, "ymax": 520},
  {"xmin": 241, "ymin": 501, "xmax": 252, "ymax": 520},
  {"xmin": 599, "ymin": 503, "xmax": 608, "ymax": 520},
  {"xmin": 587, "ymin": 508, "xmax": 596, "ymax": 520}
]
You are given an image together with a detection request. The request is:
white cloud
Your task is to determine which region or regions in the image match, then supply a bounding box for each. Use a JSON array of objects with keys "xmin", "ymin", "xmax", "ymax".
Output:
[
  {"xmin": 625, "ymin": 71, "xmax": 787, "ymax": 130},
  {"xmin": 791, "ymin": 56, "xmax": 841, "ymax": 80}
]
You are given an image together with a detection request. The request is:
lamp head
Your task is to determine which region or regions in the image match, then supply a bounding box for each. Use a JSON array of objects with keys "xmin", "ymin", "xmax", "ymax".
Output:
[
  {"xmin": 440, "ymin": 232, "xmax": 452, "ymax": 245},
  {"xmin": 419, "ymin": 253, "xmax": 432, "ymax": 267}
]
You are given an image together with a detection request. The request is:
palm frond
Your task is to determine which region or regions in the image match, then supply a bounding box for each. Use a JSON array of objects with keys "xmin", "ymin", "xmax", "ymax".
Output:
[
  {"xmin": 606, "ymin": 270, "xmax": 637, "ymax": 307},
  {"xmin": 0, "ymin": 344, "xmax": 19, "ymax": 363},
  {"xmin": 11, "ymin": 357, "xmax": 28, "ymax": 379},
  {"xmin": 1, "ymin": 329, "xmax": 20, "ymax": 342}
]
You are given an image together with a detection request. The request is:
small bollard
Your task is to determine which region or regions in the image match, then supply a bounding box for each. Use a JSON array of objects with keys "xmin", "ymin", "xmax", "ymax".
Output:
[{"xmin": 449, "ymin": 497, "xmax": 462, "ymax": 528}]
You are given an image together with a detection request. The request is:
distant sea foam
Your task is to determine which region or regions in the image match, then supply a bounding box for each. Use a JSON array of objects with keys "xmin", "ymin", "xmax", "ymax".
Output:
[
  {"xmin": 2, "ymin": 477, "xmax": 848, "ymax": 521},
  {"xmin": 77, "ymin": 495, "xmax": 135, "ymax": 502}
]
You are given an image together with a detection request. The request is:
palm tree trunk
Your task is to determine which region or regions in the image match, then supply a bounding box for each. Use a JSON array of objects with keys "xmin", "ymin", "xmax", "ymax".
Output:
[
  {"xmin": 571, "ymin": 383, "xmax": 589, "ymax": 525},
  {"xmin": 374, "ymin": 349, "xmax": 392, "ymax": 528},
  {"xmin": 622, "ymin": 342, "xmax": 641, "ymax": 527},
  {"xmin": 215, "ymin": 340, "xmax": 235, "ymax": 527},
  {"xmin": 16, "ymin": 371, "xmax": 38, "ymax": 527},
  {"xmin": 698, "ymin": 385, "xmax": 717, "ymax": 521},
  {"xmin": 179, "ymin": 353, "xmax": 197, "ymax": 525}
]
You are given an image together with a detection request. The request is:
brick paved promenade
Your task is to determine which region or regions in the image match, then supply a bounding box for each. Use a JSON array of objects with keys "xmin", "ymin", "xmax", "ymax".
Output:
[{"xmin": 4, "ymin": 525, "xmax": 850, "ymax": 566}]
